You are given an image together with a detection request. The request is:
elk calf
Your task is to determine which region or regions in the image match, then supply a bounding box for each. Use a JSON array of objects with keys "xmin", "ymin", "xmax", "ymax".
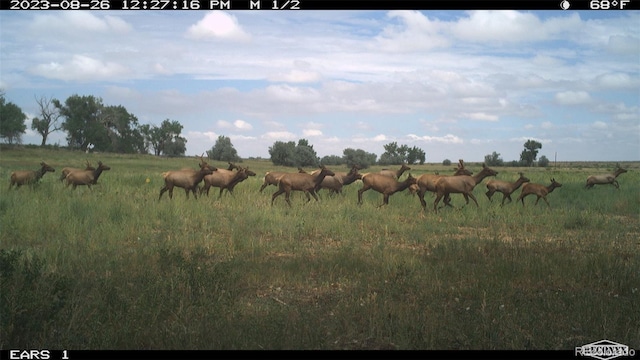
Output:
[
  {"xmin": 379, "ymin": 163, "xmax": 411, "ymax": 180},
  {"xmin": 9, "ymin": 162, "xmax": 56, "ymax": 189},
  {"xmin": 358, "ymin": 173, "xmax": 417, "ymax": 208},
  {"xmin": 517, "ymin": 178, "xmax": 562, "ymax": 207},
  {"xmin": 485, "ymin": 172, "xmax": 530, "ymax": 206}
]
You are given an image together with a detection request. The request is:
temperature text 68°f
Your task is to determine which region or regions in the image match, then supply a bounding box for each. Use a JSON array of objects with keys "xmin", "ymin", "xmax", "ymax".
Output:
[{"xmin": 590, "ymin": 0, "xmax": 631, "ymax": 9}]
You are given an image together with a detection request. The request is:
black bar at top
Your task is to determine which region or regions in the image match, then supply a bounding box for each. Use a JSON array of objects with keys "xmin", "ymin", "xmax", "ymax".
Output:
[{"xmin": 1, "ymin": 0, "xmax": 638, "ymax": 10}]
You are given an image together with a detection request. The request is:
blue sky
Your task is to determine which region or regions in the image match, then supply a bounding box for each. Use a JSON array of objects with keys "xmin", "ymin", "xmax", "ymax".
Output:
[{"xmin": 1, "ymin": 10, "xmax": 638, "ymax": 161}]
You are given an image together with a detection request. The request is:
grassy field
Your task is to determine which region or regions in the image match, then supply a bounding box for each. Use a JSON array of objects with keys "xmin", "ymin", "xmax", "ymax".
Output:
[{"xmin": 1, "ymin": 147, "xmax": 638, "ymax": 350}]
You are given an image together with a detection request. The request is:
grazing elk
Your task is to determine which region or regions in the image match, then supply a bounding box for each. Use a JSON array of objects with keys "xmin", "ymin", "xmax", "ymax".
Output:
[
  {"xmin": 358, "ymin": 173, "xmax": 417, "ymax": 208},
  {"xmin": 517, "ymin": 178, "xmax": 562, "ymax": 207},
  {"xmin": 159, "ymin": 159, "xmax": 216, "ymax": 200},
  {"xmin": 60, "ymin": 160, "xmax": 95, "ymax": 182},
  {"xmin": 64, "ymin": 161, "xmax": 111, "ymax": 190},
  {"xmin": 317, "ymin": 165, "xmax": 362, "ymax": 195},
  {"xmin": 201, "ymin": 166, "xmax": 256, "ymax": 199},
  {"xmin": 485, "ymin": 172, "xmax": 530, "ymax": 206},
  {"xmin": 432, "ymin": 163, "xmax": 498, "ymax": 213},
  {"xmin": 9, "ymin": 162, "xmax": 56, "ymax": 189},
  {"xmin": 416, "ymin": 159, "xmax": 473, "ymax": 209},
  {"xmin": 271, "ymin": 165, "xmax": 335, "ymax": 206},
  {"xmin": 585, "ymin": 165, "xmax": 628, "ymax": 189},
  {"xmin": 379, "ymin": 163, "xmax": 411, "ymax": 180}
]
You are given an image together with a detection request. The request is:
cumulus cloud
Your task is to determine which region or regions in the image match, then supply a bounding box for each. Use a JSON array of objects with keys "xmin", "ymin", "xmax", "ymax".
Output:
[
  {"xmin": 303, "ymin": 129, "xmax": 323, "ymax": 137},
  {"xmin": 30, "ymin": 55, "xmax": 129, "ymax": 81},
  {"xmin": 261, "ymin": 131, "xmax": 297, "ymax": 140},
  {"xmin": 269, "ymin": 69, "xmax": 321, "ymax": 83},
  {"xmin": 592, "ymin": 121, "xmax": 608, "ymax": 129},
  {"xmin": 32, "ymin": 12, "xmax": 132, "ymax": 35},
  {"xmin": 186, "ymin": 12, "xmax": 250, "ymax": 41},
  {"xmin": 463, "ymin": 112, "xmax": 499, "ymax": 122},
  {"xmin": 407, "ymin": 134, "xmax": 464, "ymax": 144},
  {"xmin": 374, "ymin": 11, "xmax": 449, "ymax": 52},
  {"xmin": 554, "ymin": 91, "xmax": 592, "ymax": 105}
]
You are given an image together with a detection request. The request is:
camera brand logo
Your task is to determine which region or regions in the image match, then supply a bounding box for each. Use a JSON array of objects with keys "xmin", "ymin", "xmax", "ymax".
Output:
[{"xmin": 575, "ymin": 340, "xmax": 636, "ymax": 360}]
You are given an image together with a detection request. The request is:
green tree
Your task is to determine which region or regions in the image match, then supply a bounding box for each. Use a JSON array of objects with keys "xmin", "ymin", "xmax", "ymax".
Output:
[
  {"xmin": 520, "ymin": 140, "xmax": 542, "ymax": 167},
  {"xmin": 442, "ymin": 159, "xmax": 452, "ymax": 166},
  {"xmin": 538, "ymin": 155, "xmax": 550, "ymax": 168},
  {"xmin": 379, "ymin": 142, "xmax": 405, "ymax": 165},
  {"xmin": 406, "ymin": 146, "xmax": 426, "ymax": 165},
  {"xmin": 31, "ymin": 96, "xmax": 63, "ymax": 146},
  {"xmin": 154, "ymin": 119, "xmax": 187, "ymax": 157},
  {"xmin": 55, "ymin": 95, "xmax": 107, "ymax": 151},
  {"xmin": 100, "ymin": 105, "xmax": 145, "ymax": 153},
  {"xmin": 294, "ymin": 144, "xmax": 319, "ymax": 167},
  {"xmin": 0, "ymin": 93, "xmax": 27, "ymax": 144},
  {"xmin": 320, "ymin": 155, "xmax": 344, "ymax": 166},
  {"xmin": 484, "ymin": 151, "xmax": 504, "ymax": 167},
  {"xmin": 342, "ymin": 148, "xmax": 377, "ymax": 169},
  {"xmin": 207, "ymin": 135, "xmax": 240, "ymax": 162},
  {"xmin": 269, "ymin": 141, "xmax": 296, "ymax": 166}
]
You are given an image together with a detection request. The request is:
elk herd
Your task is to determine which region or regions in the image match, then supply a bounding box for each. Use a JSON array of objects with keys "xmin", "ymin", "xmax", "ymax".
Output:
[{"xmin": 7, "ymin": 157, "xmax": 630, "ymax": 212}]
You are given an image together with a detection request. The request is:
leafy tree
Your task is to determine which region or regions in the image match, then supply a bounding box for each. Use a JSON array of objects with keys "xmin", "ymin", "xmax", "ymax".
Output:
[
  {"xmin": 484, "ymin": 151, "xmax": 504, "ymax": 167},
  {"xmin": 520, "ymin": 139, "xmax": 542, "ymax": 167},
  {"xmin": 268, "ymin": 139, "xmax": 318, "ymax": 167},
  {"xmin": 207, "ymin": 135, "xmax": 240, "ymax": 162},
  {"xmin": 538, "ymin": 155, "xmax": 550, "ymax": 168},
  {"xmin": 379, "ymin": 142, "xmax": 425, "ymax": 165},
  {"xmin": 269, "ymin": 141, "xmax": 296, "ymax": 166},
  {"xmin": 55, "ymin": 95, "xmax": 107, "ymax": 151},
  {"xmin": 31, "ymin": 96, "xmax": 63, "ymax": 146},
  {"xmin": 406, "ymin": 146, "xmax": 426, "ymax": 165},
  {"xmin": 342, "ymin": 148, "xmax": 377, "ymax": 169},
  {"xmin": 139, "ymin": 120, "xmax": 187, "ymax": 156},
  {"xmin": 100, "ymin": 105, "xmax": 145, "ymax": 153},
  {"xmin": 320, "ymin": 155, "xmax": 344, "ymax": 166},
  {"xmin": 442, "ymin": 159, "xmax": 452, "ymax": 166},
  {"xmin": 0, "ymin": 92, "xmax": 27, "ymax": 144}
]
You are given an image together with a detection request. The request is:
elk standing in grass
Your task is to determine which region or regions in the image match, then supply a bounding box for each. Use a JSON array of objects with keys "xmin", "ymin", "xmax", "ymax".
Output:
[
  {"xmin": 358, "ymin": 173, "xmax": 417, "ymax": 208},
  {"xmin": 9, "ymin": 162, "xmax": 56, "ymax": 189},
  {"xmin": 271, "ymin": 165, "xmax": 335, "ymax": 206},
  {"xmin": 60, "ymin": 160, "xmax": 94, "ymax": 182},
  {"xmin": 416, "ymin": 159, "xmax": 473, "ymax": 209},
  {"xmin": 485, "ymin": 172, "xmax": 530, "ymax": 206},
  {"xmin": 432, "ymin": 163, "xmax": 498, "ymax": 213},
  {"xmin": 159, "ymin": 158, "xmax": 216, "ymax": 200},
  {"xmin": 201, "ymin": 166, "xmax": 256, "ymax": 199},
  {"xmin": 585, "ymin": 165, "xmax": 628, "ymax": 190},
  {"xmin": 64, "ymin": 161, "xmax": 111, "ymax": 190},
  {"xmin": 517, "ymin": 178, "xmax": 562, "ymax": 207},
  {"xmin": 379, "ymin": 163, "xmax": 411, "ymax": 180}
]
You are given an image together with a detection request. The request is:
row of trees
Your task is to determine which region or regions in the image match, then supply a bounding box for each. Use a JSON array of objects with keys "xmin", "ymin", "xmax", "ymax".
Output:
[
  {"xmin": 2, "ymin": 92, "xmax": 547, "ymax": 166},
  {"xmin": 0, "ymin": 92, "xmax": 189, "ymax": 156}
]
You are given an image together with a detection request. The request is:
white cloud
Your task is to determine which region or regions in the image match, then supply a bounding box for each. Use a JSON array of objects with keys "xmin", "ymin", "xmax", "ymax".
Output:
[
  {"xmin": 186, "ymin": 12, "xmax": 250, "ymax": 41},
  {"xmin": 554, "ymin": 91, "xmax": 592, "ymax": 105},
  {"xmin": 303, "ymin": 129, "xmax": 323, "ymax": 137},
  {"xmin": 234, "ymin": 120, "xmax": 253, "ymax": 131},
  {"xmin": 261, "ymin": 131, "xmax": 297, "ymax": 141},
  {"xmin": 407, "ymin": 134, "xmax": 464, "ymax": 144},
  {"xmin": 269, "ymin": 70, "xmax": 321, "ymax": 83},
  {"xmin": 31, "ymin": 55, "xmax": 129, "ymax": 81},
  {"xmin": 463, "ymin": 112, "xmax": 499, "ymax": 122},
  {"xmin": 592, "ymin": 121, "xmax": 608, "ymax": 129}
]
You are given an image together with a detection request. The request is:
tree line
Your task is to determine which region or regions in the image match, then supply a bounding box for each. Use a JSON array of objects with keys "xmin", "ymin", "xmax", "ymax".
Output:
[{"xmin": 1, "ymin": 91, "xmax": 547, "ymax": 167}]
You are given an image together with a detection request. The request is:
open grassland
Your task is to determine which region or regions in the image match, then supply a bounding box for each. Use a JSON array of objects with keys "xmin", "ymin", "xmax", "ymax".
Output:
[{"xmin": 1, "ymin": 147, "xmax": 639, "ymax": 350}]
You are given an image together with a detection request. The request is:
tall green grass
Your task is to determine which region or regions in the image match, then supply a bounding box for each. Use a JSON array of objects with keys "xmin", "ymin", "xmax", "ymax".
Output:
[{"xmin": 1, "ymin": 148, "xmax": 638, "ymax": 349}]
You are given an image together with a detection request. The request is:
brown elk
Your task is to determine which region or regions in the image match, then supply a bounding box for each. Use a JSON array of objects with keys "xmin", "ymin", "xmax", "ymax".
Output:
[
  {"xmin": 517, "ymin": 178, "xmax": 562, "ymax": 207},
  {"xmin": 485, "ymin": 172, "xmax": 530, "ymax": 206},
  {"xmin": 271, "ymin": 165, "xmax": 335, "ymax": 206},
  {"xmin": 432, "ymin": 163, "xmax": 498, "ymax": 213},
  {"xmin": 416, "ymin": 159, "xmax": 473, "ymax": 209},
  {"xmin": 9, "ymin": 162, "xmax": 56, "ymax": 189},
  {"xmin": 200, "ymin": 166, "xmax": 256, "ymax": 199},
  {"xmin": 358, "ymin": 173, "xmax": 417, "ymax": 208},
  {"xmin": 64, "ymin": 161, "xmax": 111, "ymax": 190},
  {"xmin": 60, "ymin": 160, "xmax": 95, "ymax": 182},
  {"xmin": 159, "ymin": 159, "xmax": 216, "ymax": 200},
  {"xmin": 259, "ymin": 167, "xmax": 307, "ymax": 192},
  {"xmin": 379, "ymin": 163, "xmax": 411, "ymax": 179},
  {"xmin": 585, "ymin": 165, "xmax": 628, "ymax": 189},
  {"xmin": 317, "ymin": 164, "xmax": 362, "ymax": 195}
]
